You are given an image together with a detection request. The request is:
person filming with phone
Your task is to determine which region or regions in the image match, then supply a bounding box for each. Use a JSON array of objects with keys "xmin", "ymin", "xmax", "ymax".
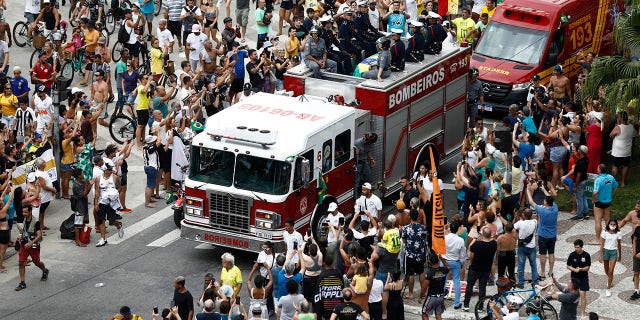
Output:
[{"xmin": 325, "ymin": 202, "xmax": 344, "ymax": 245}]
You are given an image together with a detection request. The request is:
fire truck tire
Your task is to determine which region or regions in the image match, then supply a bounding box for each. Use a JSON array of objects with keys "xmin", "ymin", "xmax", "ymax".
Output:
[
  {"xmin": 173, "ymin": 209, "xmax": 183, "ymax": 228},
  {"xmin": 310, "ymin": 195, "xmax": 337, "ymax": 240}
]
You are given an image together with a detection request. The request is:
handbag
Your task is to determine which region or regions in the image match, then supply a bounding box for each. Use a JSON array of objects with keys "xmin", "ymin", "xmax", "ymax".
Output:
[
  {"xmin": 79, "ymin": 224, "xmax": 92, "ymax": 245},
  {"xmin": 518, "ymin": 221, "xmax": 537, "ymax": 247}
]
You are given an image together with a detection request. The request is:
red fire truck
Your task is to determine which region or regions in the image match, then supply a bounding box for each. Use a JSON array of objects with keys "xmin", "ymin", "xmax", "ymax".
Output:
[
  {"xmin": 179, "ymin": 45, "xmax": 470, "ymax": 252},
  {"xmin": 471, "ymin": 0, "xmax": 624, "ymax": 112}
]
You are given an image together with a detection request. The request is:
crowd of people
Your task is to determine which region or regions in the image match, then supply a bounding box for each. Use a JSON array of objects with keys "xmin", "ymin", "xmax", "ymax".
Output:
[{"xmin": 0, "ymin": 1, "xmax": 639, "ymax": 320}]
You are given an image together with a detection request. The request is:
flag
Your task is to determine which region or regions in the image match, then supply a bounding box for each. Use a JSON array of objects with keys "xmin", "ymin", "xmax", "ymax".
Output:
[
  {"xmin": 318, "ymin": 172, "xmax": 327, "ymax": 205},
  {"xmin": 11, "ymin": 142, "xmax": 57, "ymax": 188},
  {"xmin": 429, "ymin": 146, "xmax": 446, "ymax": 255}
]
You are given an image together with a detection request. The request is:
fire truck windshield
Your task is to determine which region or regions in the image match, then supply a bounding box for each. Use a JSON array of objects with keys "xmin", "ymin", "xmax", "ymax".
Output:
[
  {"xmin": 475, "ymin": 22, "xmax": 549, "ymax": 65},
  {"xmin": 189, "ymin": 146, "xmax": 292, "ymax": 195}
]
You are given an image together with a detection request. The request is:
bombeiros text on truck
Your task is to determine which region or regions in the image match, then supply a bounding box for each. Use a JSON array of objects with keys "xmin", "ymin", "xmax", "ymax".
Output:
[{"xmin": 179, "ymin": 44, "xmax": 471, "ymax": 252}]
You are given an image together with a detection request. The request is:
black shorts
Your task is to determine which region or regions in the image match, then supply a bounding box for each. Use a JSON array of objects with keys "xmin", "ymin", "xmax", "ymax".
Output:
[
  {"xmin": 595, "ymin": 201, "xmax": 611, "ymax": 209},
  {"xmin": 167, "ymin": 20, "xmax": 182, "ymax": 37},
  {"xmin": 576, "ymin": 277, "xmax": 589, "ymax": 291},
  {"xmin": 205, "ymin": 19, "xmax": 218, "ymax": 30},
  {"xmin": 404, "ymin": 256, "xmax": 424, "ymax": 276},
  {"xmin": 538, "ymin": 236, "xmax": 557, "ymax": 255},
  {"xmin": 280, "ymin": 0, "xmax": 293, "ymax": 10},
  {"xmin": 136, "ymin": 109, "xmax": 150, "ymax": 126},
  {"xmin": 159, "ymin": 146, "xmax": 172, "ymax": 172},
  {"xmin": 612, "ymin": 156, "xmax": 631, "ymax": 167},
  {"xmin": 231, "ymin": 77, "xmax": 244, "ymax": 94},
  {"xmin": 182, "ymin": 31, "xmax": 191, "ymax": 46},
  {"xmin": 126, "ymin": 42, "xmax": 140, "ymax": 58},
  {"xmin": 0, "ymin": 229, "xmax": 9, "ymax": 245},
  {"xmin": 119, "ymin": 173, "xmax": 128, "ymax": 186},
  {"xmin": 97, "ymin": 203, "xmax": 117, "ymax": 225}
]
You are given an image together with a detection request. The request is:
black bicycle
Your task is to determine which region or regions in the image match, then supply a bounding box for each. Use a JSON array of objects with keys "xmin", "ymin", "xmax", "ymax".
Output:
[{"xmin": 109, "ymin": 104, "xmax": 138, "ymax": 144}]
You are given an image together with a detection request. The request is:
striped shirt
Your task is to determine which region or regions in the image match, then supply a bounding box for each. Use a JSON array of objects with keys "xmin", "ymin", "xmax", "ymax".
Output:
[
  {"xmin": 14, "ymin": 107, "xmax": 36, "ymax": 137},
  {"xmin": 162, "ymin": 0, "xmax": 184, "ymax": 21}
]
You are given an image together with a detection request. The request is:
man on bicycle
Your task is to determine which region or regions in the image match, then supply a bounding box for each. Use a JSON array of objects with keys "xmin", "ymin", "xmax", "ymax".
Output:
[
  {"xmin": 24, "ymin": 0, "xmax": 41, "ymax": 24},
  {"xmin": 29, "ymin": 0, "xmax": 61, "ymax": 42},
  {"xmin": 83, "ymin": 0, "xmax": 105, "ymax": 24}
]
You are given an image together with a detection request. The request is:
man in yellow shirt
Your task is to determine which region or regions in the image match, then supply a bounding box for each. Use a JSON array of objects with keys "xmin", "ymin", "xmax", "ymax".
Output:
[
  {"xmin": 481, "ymin": 0, "xmax": 496, "ymax": 20},
  {"xmin": 135, "ymin": 75, "xmax": 153, "ymax": 148},
  {"xmin": 220, "ymin": 252, "xmax": 243, "ymax": 299},
  {"xmin": 451, "ymin": 8, "xmax": 475, "ymax": 44}
]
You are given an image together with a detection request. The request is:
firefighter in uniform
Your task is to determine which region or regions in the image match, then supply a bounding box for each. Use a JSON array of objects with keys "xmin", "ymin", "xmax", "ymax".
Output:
[
  {"xmin": 362, "ymin": 37, "xmax": 391, "ymax": 81},
  {"xmin": 320, "ymin": 16, "xmax": 354, "ymax": 75},
  {"xmin": 425, "ymin": 12, "xmax": 447, "ymax": 55},
  {"xmin": 353, "ymin": 1, "xmax": 380, "ymax": 57},
  {"xmin": 389, "ymin": 28, "xmax": 405, "ymax": 72},
  {"xmin": 303, "ymin": 26, "xmax": 338, "ymax": 78},
  {"xmin": 405, "ymin": 20, "xmax": 425, "ymax": 62},
  {"xmin": 338, "ymin": 8, "xmax": 362, "ymax": 59}
]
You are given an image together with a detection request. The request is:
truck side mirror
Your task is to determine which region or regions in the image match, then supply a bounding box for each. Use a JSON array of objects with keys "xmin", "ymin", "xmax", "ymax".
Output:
[{"xmin": 301, "ymin": 159, "xmax": 311, "ymax": 188}]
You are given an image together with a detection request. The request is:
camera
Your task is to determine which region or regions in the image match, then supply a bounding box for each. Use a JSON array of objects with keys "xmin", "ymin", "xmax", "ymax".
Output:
[{"xmin": 394, "ymin": 10, "xmax": 400, "ymax": 14}]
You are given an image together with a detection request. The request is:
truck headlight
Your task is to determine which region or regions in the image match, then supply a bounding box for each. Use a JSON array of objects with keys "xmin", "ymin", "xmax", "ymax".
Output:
[
  {"xmin": 185, "ymin": 197, "xmax": 204, "ymax": 217},
  {"xmin": 512, "ymin": 81, "xmax": 531, "ymax": 91},
  {"xmin": 255, "ymin": 210, "xmax": 281, "ymax": 230}
]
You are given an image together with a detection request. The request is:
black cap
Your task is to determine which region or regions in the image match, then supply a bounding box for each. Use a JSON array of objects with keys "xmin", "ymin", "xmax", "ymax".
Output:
[
  {"xmin": 243, "ymin": 83, "xmax": 252, "ymax": 91},
  {"xmin": 224, "ymin": 17, "xmax": 232, "ymax": 23},
  {"xmin": 532, "ymin": 74, "xmax": 540, "ymax": 81}
]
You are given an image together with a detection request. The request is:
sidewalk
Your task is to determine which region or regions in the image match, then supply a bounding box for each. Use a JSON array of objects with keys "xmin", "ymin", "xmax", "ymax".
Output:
[{"xmin": 402, "ymin": 210, "xmax": 640, "ymax": 320}]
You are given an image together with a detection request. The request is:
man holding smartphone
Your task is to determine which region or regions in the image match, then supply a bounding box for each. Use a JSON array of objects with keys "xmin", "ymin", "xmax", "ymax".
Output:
[
  {"xmin": 283, "ymin": 218, "xmax": 304, "ymax": 267},
  {"xmin": 325, "ymin": 202, "xmax": 344, "ymax": 244}
]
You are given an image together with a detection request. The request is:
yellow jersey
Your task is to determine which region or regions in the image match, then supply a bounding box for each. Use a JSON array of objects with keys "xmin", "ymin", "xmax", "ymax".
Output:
[
  {"xmin": 150, "ymin": 47, "xmax": 164, "ymax": 75},
  {"xmin": 221, "ymin": 265, "xmax": 243, "ymax": 295},
  {"xmin": 0, "ymin": 93, "xmax": 18, "ymax": 116},
  {"xmin": 136, "ymin": 85, "xmax": 151, "ymax": 111},
  {"xmin": 452, "ymin": 17, "xmax": 475, "ymax": 43},
  {"xmin": 481, "ymin": 6, "xmax": 496, "ymax": 19},
  {"xmin": 382, "ymin": 228, "xmax": 402, "ymax": 254}
]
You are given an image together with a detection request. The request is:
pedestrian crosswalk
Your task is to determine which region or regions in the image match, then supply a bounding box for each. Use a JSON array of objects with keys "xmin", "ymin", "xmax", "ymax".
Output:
[{"xmin": 106, "ymin": 205, "xmax": 174, "ymax": 245}]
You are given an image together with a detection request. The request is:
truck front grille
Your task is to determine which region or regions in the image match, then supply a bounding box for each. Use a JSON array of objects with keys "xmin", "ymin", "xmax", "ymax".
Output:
[
  {"xmin": 482, "ymin": 81, "xmax": 511, "ymax": 103},
  {"xmin": 208, "ymin": 192, "xmax": 252, "ymax": 233}
]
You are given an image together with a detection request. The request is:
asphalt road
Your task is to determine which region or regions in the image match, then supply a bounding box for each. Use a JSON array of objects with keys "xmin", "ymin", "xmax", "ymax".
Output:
[{"xmin": 1, "ymin": 2, "xmax": 639, "ymax": 320}]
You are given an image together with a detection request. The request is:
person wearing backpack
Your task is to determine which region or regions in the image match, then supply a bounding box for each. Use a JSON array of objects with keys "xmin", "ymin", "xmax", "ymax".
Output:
[
  {"xmin": 514, "ymin": 206, "xmax": 538, "ymax": 289},
  {"xmin": 120, "ymin": 9, "xmax": 142, "ymax": 69},
  {"xmin": 180, "ymin": 0, "xmax": 204, "ymax": 60}
]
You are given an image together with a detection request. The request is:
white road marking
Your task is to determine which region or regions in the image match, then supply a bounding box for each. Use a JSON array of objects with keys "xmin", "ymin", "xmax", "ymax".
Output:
[
  {"xmin": 194, "ymin": 243, "xmax": 217, "ymax": 250},
  {"xmin": 107, "ymin": 206, "xmax": 173, "ymax": 244},
  {"xmin": 146, "ymin": 229, "xmax": 182, "ymax": 247}
]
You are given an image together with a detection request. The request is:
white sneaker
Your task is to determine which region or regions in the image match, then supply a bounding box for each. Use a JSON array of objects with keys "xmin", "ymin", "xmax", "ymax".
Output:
[
  {"xmin": 95, "ymin": 239, "xmax": 107, "ymax": 247},
  {"xmin": 606, "ymin": 289, "xmax": 611, "ymax": 297},
  {"xmin": 117, "ymin": 226, "xmax": 125, "ymax": 239}
]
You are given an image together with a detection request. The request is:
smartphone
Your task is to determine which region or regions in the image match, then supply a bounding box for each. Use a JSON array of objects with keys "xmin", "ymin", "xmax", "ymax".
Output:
[
  {"xmin": 444, "ymin": 216, "xmax": 448, "ymax": 225},
  {"xmin": 306, "ymin": 229, "xmax": 311, "ymax": 237},
  {"xmin": 170, "ymin": 299, "xmax": 175, "ymax": 308},
  {"xmin": 235, "ymin": 296, "xmax": 241, "ymax": 304},
  {"xmin": 293, "ymin": 241, "xmax": 298, "ymax": 250},
  {"xmin": 338, "ymin": 217, "xmax": 345, "ymax": 226},
  {"xmin": 153, "ymin": 306, "xmax": 159, "ymax": 314}
]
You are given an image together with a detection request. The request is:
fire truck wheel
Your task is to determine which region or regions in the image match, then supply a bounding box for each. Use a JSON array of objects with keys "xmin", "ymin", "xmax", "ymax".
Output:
[{"xmin": 173, "ymin": 209, "xmax": 183, "ymax": 228}]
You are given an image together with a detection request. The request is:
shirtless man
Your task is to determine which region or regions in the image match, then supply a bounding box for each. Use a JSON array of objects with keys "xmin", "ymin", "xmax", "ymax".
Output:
[
  {"xmin": 199, "ymin": 40, "xmax": 226, "ymax": 74},
  {"xmin": 496, "ymin": 222, "xmax": 517, "ymax": 281},
  {"xmin": 91, "ymin": 70, "xmax": 109, "ymax": 128},
  {"xmin": 548, "ymin": 64, "xmax": 572, "ymax": 102},
  {"xmin": 0, "ymin": 10, "xmax": 11, "ymax": 47},
  {"xmin": 619, "ymin": 200, "xmax": 640, "ymax": 230}
]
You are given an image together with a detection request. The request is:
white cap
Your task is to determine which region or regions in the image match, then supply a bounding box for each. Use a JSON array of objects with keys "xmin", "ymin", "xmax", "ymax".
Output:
[
  {"xmin": 43, "ymin": 0, "xmax": 51, "ymax": 3},
  {"xmin": 410, "ymin": 20, "xmax": 424, "ymax": 27},
  {"xmin": 390, "ymin": 28, "xmax": 403, "ymax": 34},
  {"xmin": 362, "ymin": 182, "xmax": 372, "ymax": 190},
  {"xmin": 486, "ymin": 143, "xmax": 496, "ymax": 155},
  {"xmin": 192, "ymin": 24, "xmax": 201, "ymax": 32},
  {"xmin": 579, "ymin": 145, "xmax": 589, "ymax": 154},
  {"xmin": 71, "ymin": 87, "xmax": 83, "ymax": 94},
  {"xmin": 319, "ymin": 15, "xmax": 332, "ymax": 22},
  {"xmin": 145, "ymin": 135, "xmax": 157, "ymax": 144},
  {"xmin": 427, "ymin": 11, "xmax": 441, "ymax": 19},
  {"xmin": 27, "ymin": 172, "xmax": 36, "ymax": 183},
  {"xmin": 328, "ymin": 202, "xmax": 338, "ymax": 212}
]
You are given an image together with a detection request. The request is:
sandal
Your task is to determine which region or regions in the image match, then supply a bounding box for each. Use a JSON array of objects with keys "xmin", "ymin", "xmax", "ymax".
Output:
[
  {"xmin": 42, "ymin": 226, "xmax": 50, "ymax": 230},
  {"xmin": 152, "ymin": 195, "xmax": 163, "ymax": 200},
  {"xmin": 75, "ymin": 241, "xmax": 87, "ymax": 247},
  {"xmin": 145, "ymin": 203, "xmax": 156, "ymax": 208},
  {"xmin": 0, "ymin": 268, "xmax": 8, "ymax": 273}
]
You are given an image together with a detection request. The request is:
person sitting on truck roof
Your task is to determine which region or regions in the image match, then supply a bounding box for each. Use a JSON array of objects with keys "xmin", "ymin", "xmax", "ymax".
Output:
[
  {"xmin": 319, "ymin": 15, "xmax": 354, "ymax": 75},
  {"xmin": 362, "ymin": 37, "xmax": 392, "ymax": 81},
  {"xmin": 405, "ymin": 20, "xmax": 425, "ymax": 62},
  {"xmin": 389, "ymin": 28, "xmax": 405, "ymax": 71},
  {"xmin": 303, "ymin": 26, "xmax": 338, "ymax": 78},
  {"xmin": 425, "ymin": 11, "xmax": 446, "ymax": 55}
]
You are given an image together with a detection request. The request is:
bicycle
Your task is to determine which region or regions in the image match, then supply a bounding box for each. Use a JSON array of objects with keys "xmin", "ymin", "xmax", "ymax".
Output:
[
  {"xmin": 474, "ymin": 283, "xmax": 558, "ymax": 320},
  {"xmin": 109, "ymin": 103, "xmax": 138, "ymax": 144},
  {"xmin": 157, "ymin": 60, "xmax": 179, "ymax": 99},
  {"xmin": 60, "ymin": 48, "xmax": 88, "ymax": 83}
]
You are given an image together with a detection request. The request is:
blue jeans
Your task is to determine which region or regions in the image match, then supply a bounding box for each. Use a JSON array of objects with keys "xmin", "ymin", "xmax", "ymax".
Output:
[
  {"xmin": 116, "ymin": 87, "xmax": 124, "ymax": 108},
  {"xmin": 576, "ymin": 180, "xmax": 588, "ymax": 218},
  {"xmin": 446, "ymin": 259, "xmax": 462, "ymax": 307},
  {"xmin": 517, "ymin": 246, "xmax": 538, "ymax": 286}
]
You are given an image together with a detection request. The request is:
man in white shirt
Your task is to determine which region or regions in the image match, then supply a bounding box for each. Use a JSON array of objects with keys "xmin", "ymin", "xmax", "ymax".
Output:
[
  {"xmin": 441, "ymin": 220, "xmax": 467, "ymax": 309},
  {"xmin": 514, "ymin": 208, "xmax": 538, "ymax": 288},
  {"xmin": 186, "ymin": 24, "xmax": 208, "ymax": 71},
  {"xmin": 33, "ymin": 85, "xmax": 54, "ymax": 136},
  {"xmin": 354, "ymin": 182, "xmax": 382, "ymax": 221},
  {"xmin": 367, "ymin": 1, "xmax": 380, "ymax": 31},
  {"xmin": 282, "ymin": 218, "xmax": 303, "ymax": 266},
  {"xmin": 156, "ymin": 19, "xmax": 175, "ymax": 49},
  {"xmin": 325, "ymin": 202, "xmax": 344, "ymax": 244}
]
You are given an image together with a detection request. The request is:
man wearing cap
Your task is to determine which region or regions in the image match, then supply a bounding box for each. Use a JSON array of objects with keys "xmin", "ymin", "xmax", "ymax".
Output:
[
  {"xmin": 355, "ymin": 182, "xmax": 382, "ymax": 222},
  {"xmin": 33, "ymin": 85, "xmax": 54, "ymax": 136},
  {"xmin": 180, "ymin": 0, "xmax": 203, "ymax": 58},
  {"xmin": 354, "ymin": 1, "xmax": 382, "ymax": 51},
  {"xmin": 248, "ymin": 303, "xmax": 264, "ymax": 320},
  {"xmin": 388, "ymin": 28, "xmax": 405, "ymax": 71},
  {"xmin": 526, "ymin": 74, "xmax": 547, "ymax": 107},
  {"xmin": 405, "ymin": 20, "xmax": 425, "ymax": 62},
  {"xmin": 221, "ymin": 17, "xmax": 237, "ymax": 51},
  {"xmin": 238, "ymin": 83, "xmax": 254, "ymax": 101},
  {"xmin": 319, "ymin": 17, "xmax": 353, "ymax": 75},
  {"xmin": 425, "ymin": 12, "xmax": 446, "ymax": 54},
  {"xmin": 186, "ymin": 24, "xmax": 208, "ymax": 71},
  {"xmin": 325, "ymin": 202, "xmax": 344, "ymax": 244},
  {"xmin": 383, "ymin": 1, "xmax": 410, "ymax": 37},
  {"xmin": 30, "ymin": 0, "xmax": 60, "ymax": 42},
  {"xmin": 303, "ymin": 26, "xmax": 338, "ymax": 78},
  {"xmin": 548, "ymin": 64, "xmax": 571, "ymax": 103},
  {"xmin": 338, "ymin": 8, "xmax": 362, "ymax": 59}
]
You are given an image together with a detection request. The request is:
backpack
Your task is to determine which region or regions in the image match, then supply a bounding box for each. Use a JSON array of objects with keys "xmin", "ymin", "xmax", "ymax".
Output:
[
  {"xmin": 118, "ymin": 20, "xmax": 132, "ymax": 44},
  {"xmin": 59, "ymin": 213, "xmax": 76, "ymax": 240}
]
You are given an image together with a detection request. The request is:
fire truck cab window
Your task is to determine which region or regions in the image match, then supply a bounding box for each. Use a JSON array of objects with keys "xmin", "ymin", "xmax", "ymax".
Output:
[
  {"xmin": 294, "ymin": 150, "xmax": 314, "ymax": 190},
  {"xmin": 189, "ymin": 146, "xmax": 234, "ymax": 187},
  {"xmin": 334, "ymin": 130, "xmax": 351, "ymax": 166},
  {"xmin": 322, "ymin": 140, "xmax": 332, "ymax": 173},
  {"xmin": 475, "ymin": 22, "xmax": 549, "ymax": 65},
  {"xmin": 234, "ymin": 154, "xmax": 292, "ymax": 195}
]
